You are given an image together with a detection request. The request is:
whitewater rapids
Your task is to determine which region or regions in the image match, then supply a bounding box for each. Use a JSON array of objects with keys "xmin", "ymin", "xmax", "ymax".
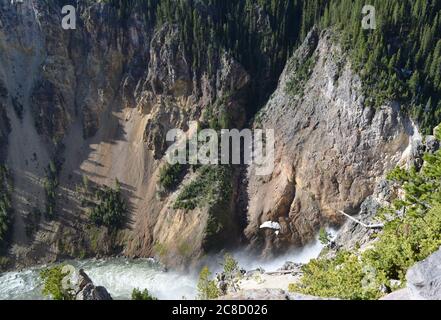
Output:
[{"xmin": 0, "ymin": 229, "xmax": 337, "ymax": 300}]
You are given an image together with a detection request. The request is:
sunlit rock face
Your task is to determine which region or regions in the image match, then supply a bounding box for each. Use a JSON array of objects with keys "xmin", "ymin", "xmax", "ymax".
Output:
[{"xmin": 245, "ymin": 29, "xmax": 415, "ymax": 257}]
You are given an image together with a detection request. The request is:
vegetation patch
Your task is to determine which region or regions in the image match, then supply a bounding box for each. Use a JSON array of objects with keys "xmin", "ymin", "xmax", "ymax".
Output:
[
  {"xmin": 197, "ymin": 266, "xmax": 220, "ymax": 300},
  {"xmin": 290, "ymin": 250, "xmax": 381, "ymax": 300},
  {"xmin": 220, "ymin": 253, "xmax": 242, "ymax": 293},
  {"xmin": 177, "ymin": 240, "xmax": 192, "ymax": 258},
  {"xmin": 132, "ymin": 288, "xmax": 157, "ymax": 300},
  {"xmin": 286, "ymin": 53, "xmax": 318, "ymax": 97},
  {"xmin": 0, "ymin": 165, "xmax": 13, "ymax": 249},
  {"xmin": 43, "ymin": 161, "xmax": 59, "ymax": 220},
  {"xmin": 202, "ymin": 96, "xmax": 233, "ymax": 131},
  {"xmin": 72, "ymin": 178, "xmax": 128, "ymax": 255},
  {"xmin": 159, "ymin": 163, "xmax": 186, "ymax": 191},
  {"xmin": 40, "ymin": 265, "xmax": 75, "ymax": 300},
  {"xmin": 197, "ymin": 253, "xmax": 242, "ymax": 299},
  {"xmin": 173, "ymin": 165, "xmax": 232, "ymax": 211},
  {"xmin": 89, "ymin": 180, "xmax": 127, "ymax": 230},
  {"xmin": 291, "ymin": 128, "xmax": 441, "ymax": 299},
  {"xmin": 153, "ymin": 242, "xmax": 168, "ymax": 259}
]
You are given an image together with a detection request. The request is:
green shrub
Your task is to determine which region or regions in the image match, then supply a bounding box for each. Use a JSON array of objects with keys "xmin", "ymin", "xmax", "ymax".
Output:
[
  {"xmin": 293, "ymin": 204, "xmax": 441, "ymax": 300},
  {"xmin": 202, "ymin": 97, "xmax": 233, "ymax": 130},
  {"xmin": 159, "ymin": 163, "xmax": 186, "ymax": 191},
  {"xmin": 40, "ymin": 265, "xmax": 75, "ymax": 300},
  {"xmin": 363, "ymin": 204, "xmax": 441, "ymax": 283},
  {"xmin": 292, "ymin": 129, "xmax": 441, "ymax": 299},
  {"xmin": 318, "ymin": 228, "xmax": 331, "ymax": 245},
  {"xmin": 221, "ymin": 253, "xmax": 242, "ymax": 292},
  {"xmin": 43, "ymin": 161, "xmax": 59, "ymax": 219},
  {"xmin": 290, "ymin": 251, "xmax": 381, "ymax": 300},
  {"xmin": 197, "ymin": 266, "xmax": 220, "ymax": 300},
  {"xmin": 173, "ymin": 165, "xmax": 232, "ymax": 211},
  {"xmin": 0, "ymin": 165, "xmax": 12, "ymax": 247},
  {"xmin": 131, "ymin": 288, "xmax": 157, "ymax": 300},
  {"xmin": 89, "ymin": 184, "xmax": 127, "ymax": 230},
  {"xmin": 177, "ymin": 241, "xmax": 192, "ymax": 258},
  {"xmin": 286, "ymin": 54, "xmax": 317, "ymax": 97},
  {"xmin": 153, "ymin": 242, "xmax": 168, "ymax": 258}
]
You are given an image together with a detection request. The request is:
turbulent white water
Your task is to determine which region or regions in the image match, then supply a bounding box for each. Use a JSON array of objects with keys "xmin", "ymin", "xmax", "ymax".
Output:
[
  {"xmin": 0, "ymin": 229, "xmax": 337, "ymax": 300},
  {"xmin": 229, "ymin": 228, "xmax": 338, "ymax": 272},
  {"xmin": 0, "ymin": 258, "xmax": 198, "ymax": 300},
  {"xmin": 233, "ymin": 236, "xmax": 336, "ymax": 272}
]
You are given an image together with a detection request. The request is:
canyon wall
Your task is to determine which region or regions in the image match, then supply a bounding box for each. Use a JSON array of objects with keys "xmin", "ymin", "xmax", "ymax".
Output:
[
  {"xmin": 0, "ymin": 1, "xmax": 418, "ymax": 269},
  {"xmin": 245, "ymin": 29, "xmax": 416, "ymax": 257}
]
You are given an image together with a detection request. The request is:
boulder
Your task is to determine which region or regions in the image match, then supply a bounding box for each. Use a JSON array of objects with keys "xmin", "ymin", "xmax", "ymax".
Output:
[
  {"xmin": 380, "ymin": 288, "xmax": 411, "ymax": 300},
  {"xmin": 406, "ymin": 247, "xmax": 441, "ymax": 300},
  {"xmin": 76, "ymin": 283, "xmax": 113, "ymax": 301},
  {"xmin": 425, "ymin": 135, "xmax": 440, "ymax": 154},
  {"xmin": 278, "ymin": 261, "xmax": 303, "ymax": 273},
  {"xmin": 75, "ymin": 269, "xmax": 113, "ymax": 301}
]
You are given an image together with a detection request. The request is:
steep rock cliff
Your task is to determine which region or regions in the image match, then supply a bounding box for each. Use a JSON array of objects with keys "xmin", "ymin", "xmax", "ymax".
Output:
[
  {"xmin": 0, "ymin": 0, "xmax": 250, "ymax": 269},
  {"xmin": 245, "ymin": 29, "xmax": 416, "ymax": 257}
]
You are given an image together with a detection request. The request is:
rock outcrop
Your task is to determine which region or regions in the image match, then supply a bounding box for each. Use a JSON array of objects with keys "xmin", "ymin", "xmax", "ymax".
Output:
[
  {"xmin": 75, "ymin": 269, "xmax": 113, "ymax": 301},
  {"xmin": 245, "ymin": 29, "xmax": 415, "ymax": 256},
  {"xmin": 406, "ymin": 247, "xmax": 441, "ymax": 300},
  {"xmin": 332, "ymin": 180, "xmax": 391, "ymax": 251},
  {"xmin": 334, "ymin": 131, "xmax": 440, "ymax": 252}
]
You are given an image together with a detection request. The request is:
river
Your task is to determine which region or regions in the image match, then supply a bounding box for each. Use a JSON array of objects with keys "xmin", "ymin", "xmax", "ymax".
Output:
[
  {"xmin": 0, "ymin": 230, "xmax": 336, "ymax": 300},
  {"xmin": 0, "ymin": 258, "xmax": 198, "ymax": 300}
]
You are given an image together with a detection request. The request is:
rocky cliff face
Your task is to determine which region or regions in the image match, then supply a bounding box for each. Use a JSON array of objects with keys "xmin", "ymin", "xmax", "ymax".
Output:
[
  {"xmin": 0, "ymin": 1, "xmax": 420, "ymax": 269},
  {"xmin": 245, "ymin": 29, "xmax": 417, "ymax": 257},
  {"xmin": 0, "ymin": 0, "xmax": 250, "ymax": 269}
]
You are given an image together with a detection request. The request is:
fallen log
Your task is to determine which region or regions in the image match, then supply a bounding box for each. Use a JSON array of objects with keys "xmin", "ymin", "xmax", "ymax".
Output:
[{"xmin": 336, "ymin": 209, "xmax": 384, "ymax": 229}]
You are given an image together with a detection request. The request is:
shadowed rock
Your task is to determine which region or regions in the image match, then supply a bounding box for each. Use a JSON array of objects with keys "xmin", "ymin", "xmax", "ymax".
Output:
[{"xmin": 75, "ymin": 269, "xmax": 113, "ymax": 301}]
